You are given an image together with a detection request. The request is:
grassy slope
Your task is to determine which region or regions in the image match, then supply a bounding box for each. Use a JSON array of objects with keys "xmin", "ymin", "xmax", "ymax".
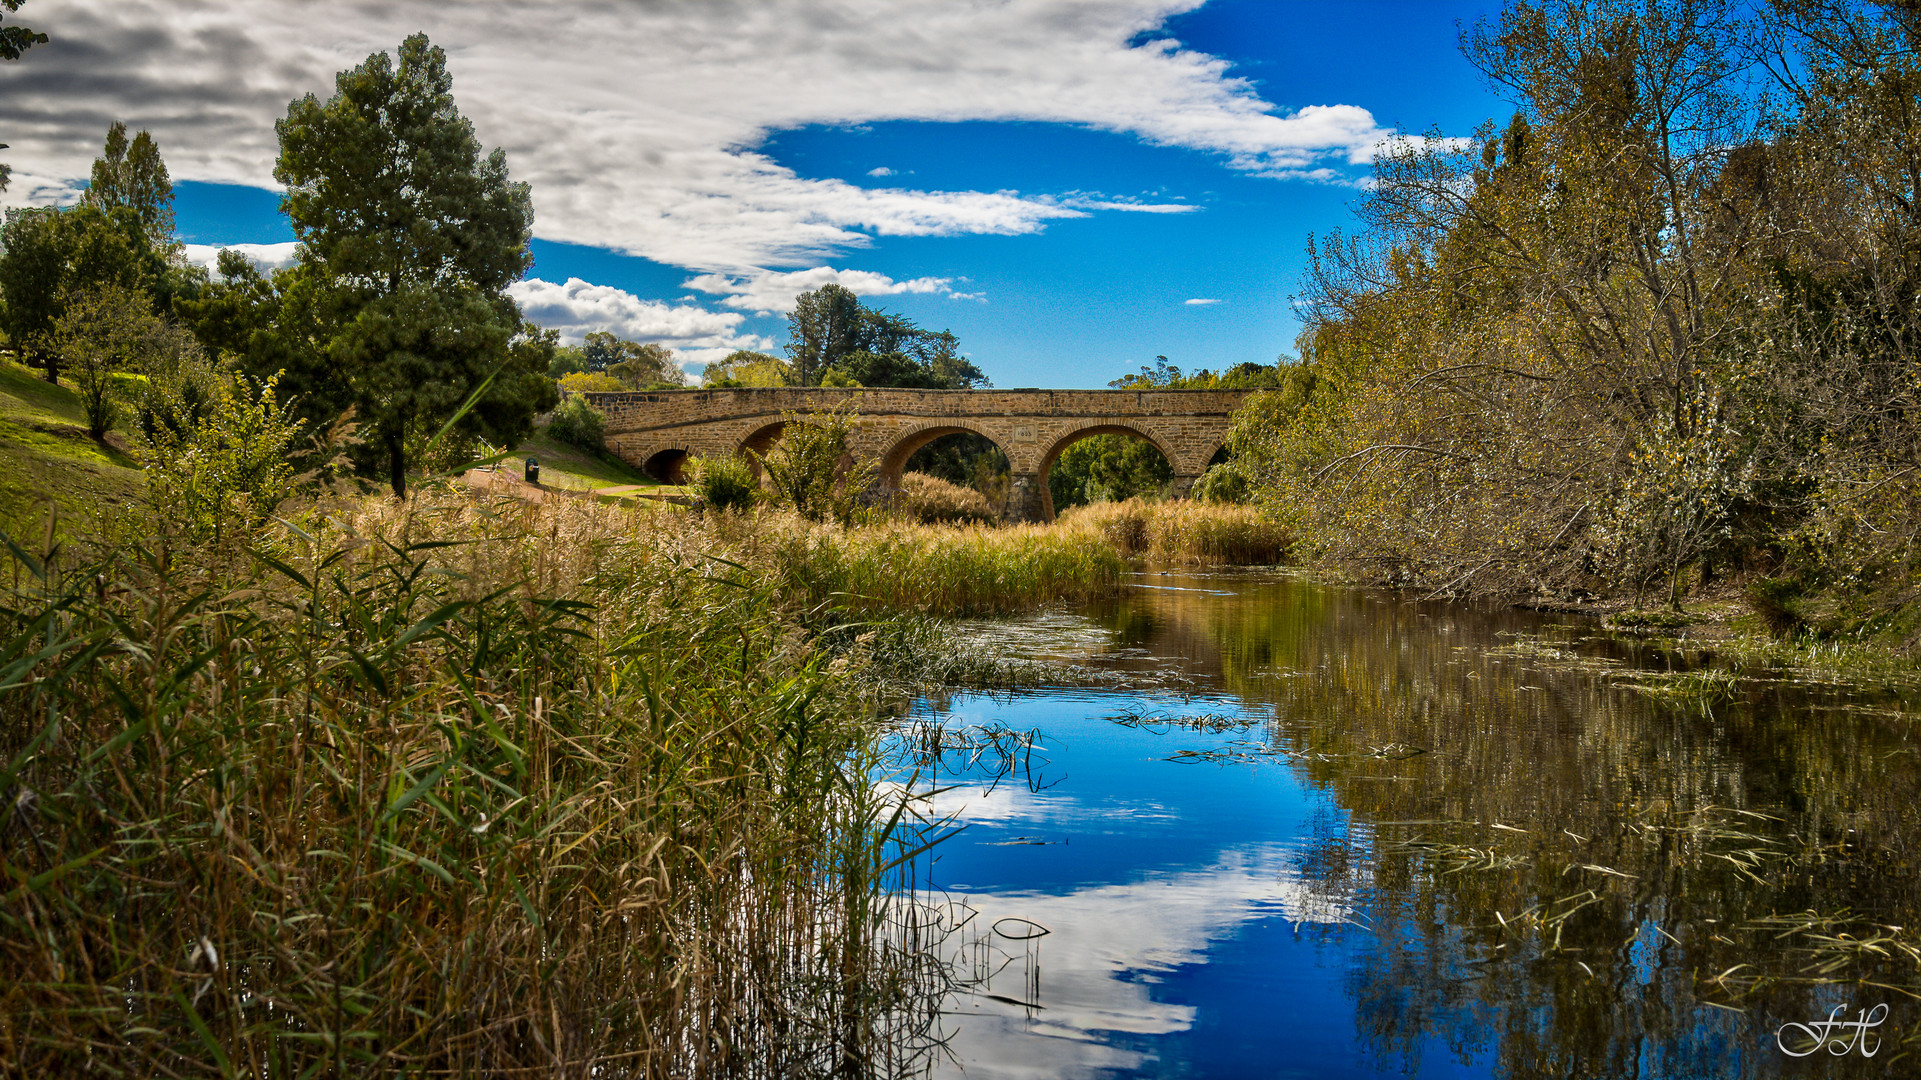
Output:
[
  {"xmin": 499, "ymin": 429, "xmax": 673, "ymax": 494},
  {"xmin": 0, "ymin": 358, "xmax": 147, "ymax": 541}
]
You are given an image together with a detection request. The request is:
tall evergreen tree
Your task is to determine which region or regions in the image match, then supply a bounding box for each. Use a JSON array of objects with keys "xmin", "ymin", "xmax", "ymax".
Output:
[
  {"xmin": 84, "ymin": 121, "xmax": 176, "ymax": 248},
  {"xmin": 274, "ymin": 33, "xmax": 556, "ymax": 498}
]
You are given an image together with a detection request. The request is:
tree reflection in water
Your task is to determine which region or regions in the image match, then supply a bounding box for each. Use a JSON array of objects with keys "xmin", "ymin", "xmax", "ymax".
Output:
[{"xmin": 942, "ymin": 570, "xmax": 1921, "ymax": 1077}]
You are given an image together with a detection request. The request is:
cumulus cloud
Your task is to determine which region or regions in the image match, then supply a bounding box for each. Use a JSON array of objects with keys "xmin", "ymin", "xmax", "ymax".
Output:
[
  {"xmin": 684, "ymin": 266, "xmax": 959, "ymax": 315},
  {"xmin": 507, "ymin": 277, "xmax": 772, "ymax": 369},
  {"xmin": 0, "ymin": 0, "xmax": 1413, "ymax": 272},
  {"xmin": 1184, "ymin": 297, "xmax": 1221, "ymax": 306},
  {"xmin": 181, "ymin": 241, "xmax": 300, "ymax": 274},
  {"xmin": 866, "ymin": 166, "xmax": 895, "ymax": 177}
]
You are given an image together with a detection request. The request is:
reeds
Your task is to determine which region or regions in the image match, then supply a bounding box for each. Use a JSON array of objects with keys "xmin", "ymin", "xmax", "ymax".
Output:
[
  {"xmin": 1058, "ymin": 498, "xmax": 1290, "ymax": 566},
  {"xmin": 724, "ymin": 513, "xmax": 1128, "ymax": 617},
  {"xmin": 0, "ymin": 493, "xmax": 946, "ymax": 1078}
]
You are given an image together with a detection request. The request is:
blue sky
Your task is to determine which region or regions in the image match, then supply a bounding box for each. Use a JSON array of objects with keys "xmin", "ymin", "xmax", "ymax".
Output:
[{"xmin": 7, "ymin": 0, "xmax": 1510, "ymax": 387}]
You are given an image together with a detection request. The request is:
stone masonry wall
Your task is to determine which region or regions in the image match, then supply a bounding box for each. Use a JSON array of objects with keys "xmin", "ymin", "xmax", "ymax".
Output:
[{"xmin": 584, "ymin": 387, "xmax": 1253, "ymax": 520}]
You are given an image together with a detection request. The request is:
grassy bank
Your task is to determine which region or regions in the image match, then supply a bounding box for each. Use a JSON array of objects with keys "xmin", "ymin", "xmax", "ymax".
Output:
[
  {"xmin": 713, "ymin": 497, "xmax": 1288, "ymax": 618},
  {"xmin": 0, "ymin": 358, "xmax": 145, "ymax": 541},
  {"xmin": 0, "ymin": 493, "xmax": 944, "ymax": 1077}
]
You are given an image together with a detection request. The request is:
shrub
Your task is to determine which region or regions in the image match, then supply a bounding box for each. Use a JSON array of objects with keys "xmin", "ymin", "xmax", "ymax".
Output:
[
  {"xmin": 1746, "ymin": 576, "xmax": 1807, "ymax": 637},
  {"xmin": 753, "ymin": 405, "xmax": 873, "ymax": 524},
  {"xmin": 557, "ymin": 371, "xmax": 625, "ymax": 394},
  {"xmin": 1191, "ymin": 460, "xmax": 1251, "ymax": 504},
  {"xmin": 894, "ymin": 472, "xmax": 997, "ymax": 525},
  {"xmin": 140, "ymin": 371, "xmax": 302, "ymax": 545},
  {"xmin": 691, "ymin": 453, "xmax": 758, "ymax": 512},
  {"xmin": 546, "ymin": 393, "xmax": 606, "ymax": 450}
]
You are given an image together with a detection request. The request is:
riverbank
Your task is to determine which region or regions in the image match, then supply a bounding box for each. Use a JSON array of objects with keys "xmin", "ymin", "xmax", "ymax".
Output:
[
  {"xmin": 0, "ymin": 492, "xmax": 956, "ymax": 1077},
  {"xmin": 0, "ymin": 480, "xmax": 1287, "ymax": 1076}
]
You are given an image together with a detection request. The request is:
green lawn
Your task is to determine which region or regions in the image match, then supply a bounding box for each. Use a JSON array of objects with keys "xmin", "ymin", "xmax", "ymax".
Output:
[
  {"xmin": 497, "ymin": 429, "xmax": 671, "ymax": 494},
  {"xmin": 0, "ymin": 358, "xmax": 148, "ymax": 543},
  {"xmin": 0, "ymin": 356, "xmax": 675, "ymax": 541}
]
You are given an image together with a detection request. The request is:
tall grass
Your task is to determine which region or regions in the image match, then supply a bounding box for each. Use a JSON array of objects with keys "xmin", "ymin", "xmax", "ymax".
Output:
[
  {"xmin": 714, "ymin": 498, "xmax": 1287, "ymax": 618},
  {"xmin": 0, "ymin": 493, "xmax": 944, "ymax": 1078},
  {"xmin": 729, "ymin": 513, "xmax": 1127, "ymax": 617},
  {"xmin": 1059, "ymin": 498, "xmax": 1290, "ymax": 566}
]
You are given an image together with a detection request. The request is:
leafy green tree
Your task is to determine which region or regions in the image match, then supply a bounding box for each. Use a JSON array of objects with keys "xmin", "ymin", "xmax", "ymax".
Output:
[
  {"xmin": 753, "ymin": 405, "xmax": 874, "ymax": 524},
  {"xmin": 597, "ymin": 336, "xmax": 682, "ymax": 387},
  {"xmin": 785, "ymin": 284, "xmax": 984, "ymax": 389},
  {"xmin": 786, "ymin": 284, "xmax": 864, "ymax": 386},
  {"xmin": 84, "ymin": 121, "xmax": 177, "ymax": 249},
  {"xmin": 0, "ymin": 203, "xmax": 152, "ymax": 381},
  {"xmin": 48, "ymin": 282, "xmax": 151, "ymax": 438},
  {"xmin": 0, "ymin": 0, "xmax": 47, "ymax": 194},
  {"xmin": 1048, "ymin": 434, "xmax": 1173, "ymax": 511},
  {"xmin": 274, "ymin": 33, "xmax": 557, "ymax": 497},
  {"xmin": 549, "ymin": 332, "xmax": 684, "ymax": 387},
  {"xmin": 701, "ymin": 349, "xmax": 792, "ymax": 387}
]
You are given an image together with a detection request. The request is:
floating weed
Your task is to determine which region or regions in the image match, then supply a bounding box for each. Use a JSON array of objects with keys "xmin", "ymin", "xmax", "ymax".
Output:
[
  {"xmin": 1613, "ymin": 667, "xmax": 1741, "ymax": 701},
  {"xmin": 1707, "ymin": 912, "xmax": 1921, "ymax": 1002},
  {"xmin": 1108, "ymin": 705, "xmax": 1259, "ymax": 734}
]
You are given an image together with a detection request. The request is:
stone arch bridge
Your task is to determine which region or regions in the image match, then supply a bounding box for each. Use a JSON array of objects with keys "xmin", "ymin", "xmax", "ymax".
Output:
[{"xmin": 585, "ymin": 387, "xmax": 1253, "ymax": 522}]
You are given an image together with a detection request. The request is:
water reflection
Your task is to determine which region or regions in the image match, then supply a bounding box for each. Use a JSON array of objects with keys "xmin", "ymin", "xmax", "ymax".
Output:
[{"xmin": 901, "ymin": 572, "xmax": 1921, "ymax": 1077}]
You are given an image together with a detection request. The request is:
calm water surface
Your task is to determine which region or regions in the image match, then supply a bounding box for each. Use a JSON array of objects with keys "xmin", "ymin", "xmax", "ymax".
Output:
[{"xmin": 893, "ymin": 571, "xmax": 1921, "ymax": 1079}]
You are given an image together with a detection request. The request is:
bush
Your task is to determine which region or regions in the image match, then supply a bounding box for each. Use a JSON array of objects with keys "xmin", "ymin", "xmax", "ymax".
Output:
[
  {"xmin": 141, "ymin": 371, "xmax": 302, "ymax": 545},
  {"xmin": 753, "ymin": 405, "xmax": 873, "ymax": 524},
  {"xmin": 894, "ymin": 472, "xmax": 997, "ymax": 525},
  {"xmin": 691, "ymin": 453, "xmax": 758, "ymax": 512},
  {"xmin": 1191, "ymin": 460, "xmax": 1251, "ymax": 504},
  {"xmin": 546, "ymin": 394, "xmax": 606, "ymax": 450},
  {"xmin": 557, "ymin": 371, "xmax": 625, "ymax": 394},
  {"xmin": 1746, "ymin": 576, "xmax": 1807, "ymax": 637}
]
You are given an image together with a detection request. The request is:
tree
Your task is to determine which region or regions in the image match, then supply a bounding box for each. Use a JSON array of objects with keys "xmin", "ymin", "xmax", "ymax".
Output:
[
  {"xmin": 0, "ymin": 203, "xmax": 151, "ymax": 381},
  {"xmin": 275, "ymin": 33, "xmax": 556, "ymax": 498},
  {"xmin": 0, "ymin": 0, "xmax": 47, "ymax": 194},
  {"xmin": 49, "ymin": 282, "xmax": 156, "ymax": 438},
  {"xmin": 701, "ymin": 349, "xmax": 792, "ymax": 387},
  {"xmin": 84, "ymin": 121, "xmax": 176, "ymax": 248},
  {"xmin": 785, "ymin": 284, "xmax": 986, "ymax": 389},
  {"xmin": 786, "ymin": 284, "xmax": 865, "ymax": 386}
]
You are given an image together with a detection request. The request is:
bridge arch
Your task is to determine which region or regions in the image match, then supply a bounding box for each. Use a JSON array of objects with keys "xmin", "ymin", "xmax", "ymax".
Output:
[
  {"xmin": 643, "ymin": 448, "xmax": 691, "ymax": 484},
  {"xmin": 1035, "ymin": 422, "xmax": 1180, "ymax": 522},
  {"xmin": 587, "ymin": 386, "xmax": 1252, "ymax": 522},
  {"xmin": 877, "ymin": 420, "xmax": 1013, "ymax": 489}
]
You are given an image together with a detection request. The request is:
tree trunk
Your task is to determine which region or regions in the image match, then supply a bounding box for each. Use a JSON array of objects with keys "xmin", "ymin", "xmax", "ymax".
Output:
[{"xmin": 388, "ymin": 429, "xmax": 408, "ymax": 500}]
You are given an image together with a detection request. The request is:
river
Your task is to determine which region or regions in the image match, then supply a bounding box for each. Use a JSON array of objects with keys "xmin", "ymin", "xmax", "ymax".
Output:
[{"xmin": 887, "ymin": 569, "xmax": 1921, "ymax": 1078}]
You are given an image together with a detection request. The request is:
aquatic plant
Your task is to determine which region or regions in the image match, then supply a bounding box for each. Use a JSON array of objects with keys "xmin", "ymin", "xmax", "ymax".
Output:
[
  {"xmin": 1060, "ymin": 498, "xmax": 1290, "ymax": 566},
  {"xmin": 0, "ymin": 492, "xmax": 946, "ymax": 1077}
]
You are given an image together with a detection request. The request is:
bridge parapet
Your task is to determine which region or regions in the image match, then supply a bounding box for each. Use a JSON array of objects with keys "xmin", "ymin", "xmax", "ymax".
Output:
[{"xmin": 585, "ymin": 386, "xmax": 1253, "ymax": 521}]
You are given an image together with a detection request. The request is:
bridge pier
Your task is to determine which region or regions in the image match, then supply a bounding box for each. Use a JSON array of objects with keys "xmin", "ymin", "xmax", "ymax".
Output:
[
  {"xmin": 1007, "ymin": 472, "xmax": 1047, "ymax": 524},
  {"xmin": 1170, "ymin": 473, "xmax": 1203, "ymax": 501}
]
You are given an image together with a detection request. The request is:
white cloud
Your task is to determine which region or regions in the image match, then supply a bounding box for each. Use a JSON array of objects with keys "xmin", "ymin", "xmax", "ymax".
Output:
[
  {"xmin": 930, "ymin": 846, "xmax": 1359, "ymax": 1079},
  {"xmin": 684, "ymin": 266, "xmax": 959, "ymax": 314},
  {"xmin": 866, "ymin": 166, "xmax": 895, "ymax": 177},
  {"xmin": 180, "ymin": 241, "xmax": 299, "ymax": 274},
  {"xmin": 0, "ymin": 1, "xmax": 1415, "ymax": 271},
  {"xmin": 507, "ymin": 277, "xmax": 771, "ymax": 369},
  {"xmin": 1184, "ymin": 297, "xmax": 1221, "ymax": 306}
]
